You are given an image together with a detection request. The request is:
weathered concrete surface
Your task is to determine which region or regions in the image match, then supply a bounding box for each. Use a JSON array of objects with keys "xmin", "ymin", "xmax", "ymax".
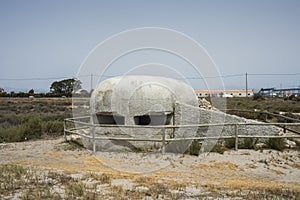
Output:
[
  {"xmin": 178, "ymin": 102, "xmax": 279, "ymax": 136},
  {"xmin": 179, "ymin": 102, "xmax": 279, "ymax": 137},
  {"xmin": 90, "ymin": 75, "xmax": 198, "ymax": 119}
]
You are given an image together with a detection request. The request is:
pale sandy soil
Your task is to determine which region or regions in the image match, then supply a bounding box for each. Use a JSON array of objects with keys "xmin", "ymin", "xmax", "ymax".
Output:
[{"xmin": 0, "ymin": 138, "xmax": 299, "ymax": 199}]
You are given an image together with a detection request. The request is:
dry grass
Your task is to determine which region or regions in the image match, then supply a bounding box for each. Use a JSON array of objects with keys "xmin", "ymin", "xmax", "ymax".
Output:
[
  {"xmin": 247, "ymin": 164, "xmax": 258, "ymax": 169},
  {"xmin": 191, "ymin": 161, "xmax": 239, "ymax": 171},
  {"xmin": 220, "ymin": 176, "xmax": 298, "ymax": 191},
  {"xmin": 3, "ymin": 156, "xmax": 300, "ymax": 200},
  {"xmin": 292, "ymin": 163, "xmax": 300, "ymax": 169},
  {"xmin": 271, "ymin": 169, "xmax": 285, "ymax": 175}
]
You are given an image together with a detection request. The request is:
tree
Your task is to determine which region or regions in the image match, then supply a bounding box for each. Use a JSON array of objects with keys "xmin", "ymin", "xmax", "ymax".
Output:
[
  {"xmin": 50, "ymin": 78, "xmax": 82, "ymax": 97},
  {"xmin": 28, "ymin": 89, "xmax": 34, "ymax": 95}
]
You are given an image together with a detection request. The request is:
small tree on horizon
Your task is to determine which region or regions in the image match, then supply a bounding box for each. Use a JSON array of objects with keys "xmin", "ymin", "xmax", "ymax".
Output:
[
  {"xmin": 50, "ymin": 78, "xmax": 82, "ymax": 97},
  {"xmin": 28, "ymin": 89, "xmax": 34, "ymax": 95}
]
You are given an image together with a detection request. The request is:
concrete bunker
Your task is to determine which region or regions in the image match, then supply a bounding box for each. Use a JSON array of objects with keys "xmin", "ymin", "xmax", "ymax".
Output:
[
  {"xmin": 82, "ymin": 75, "xmax": 280, "ymax": 153},
  {"xmin": 87, "ymin": 75, "xmax": 199, "ymax": 152}
]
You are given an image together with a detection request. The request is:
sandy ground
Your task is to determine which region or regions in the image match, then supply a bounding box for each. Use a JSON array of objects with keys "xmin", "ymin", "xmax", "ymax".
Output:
[{"xmin": 0, "ymin": 138, "xmax": 300, "ymax": 199}]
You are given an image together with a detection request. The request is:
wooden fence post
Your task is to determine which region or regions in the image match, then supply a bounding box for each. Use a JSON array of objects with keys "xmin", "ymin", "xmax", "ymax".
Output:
[
  {"xmin": 162, "ymin": 128, "xmax": 166, "ymax": 154},
  {"xmin": 234, "ymin": 124, "xmax": 238, "ymax": 151},
  {"xmin": 64, "ymin": 119, "xmax": 67, "ymax": 142},
  {"xmin": 91, "ymin": 125, "xmax": 96, "ymax": 155}
]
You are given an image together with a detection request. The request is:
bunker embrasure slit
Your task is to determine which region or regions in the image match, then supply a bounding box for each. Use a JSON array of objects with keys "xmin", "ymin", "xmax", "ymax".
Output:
[
  {"xmin": 134, "ymin": 112, "xmax": 173, "ymax": 125},
  {"xmin": 93, "ymin": 112, "xmax": 125, "ymax": 125}
]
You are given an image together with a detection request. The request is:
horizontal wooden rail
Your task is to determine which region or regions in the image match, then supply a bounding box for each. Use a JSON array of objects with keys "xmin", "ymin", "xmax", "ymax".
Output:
[
  {"xmin": 64, "ymin": 116, "xmax": 300, "ymax": 128},
  {"xmin": 64, "ymin": 117, "xmax": 300, "ymax": 154},
  {"xmin": 223, "ymin": 109, "xmax": 300, "ymax": 122}
]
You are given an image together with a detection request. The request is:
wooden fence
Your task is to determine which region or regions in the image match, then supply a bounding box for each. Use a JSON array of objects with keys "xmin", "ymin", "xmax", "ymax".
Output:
[{"xmin": 64, "ymin": 116, "xmax": 300, "ymax": 154}]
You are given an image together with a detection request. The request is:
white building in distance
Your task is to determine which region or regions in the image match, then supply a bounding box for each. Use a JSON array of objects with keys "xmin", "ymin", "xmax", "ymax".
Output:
[{"xmin": 195, "ymin": 89, "xmax": 254, "ymax": 98}]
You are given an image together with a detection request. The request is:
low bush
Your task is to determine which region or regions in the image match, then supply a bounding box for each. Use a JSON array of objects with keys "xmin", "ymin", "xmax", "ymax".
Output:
[
  {"xmin": 266, "ymin": 138, "xmax": 285, "ymax": 151},
  {"xmin": 185, "ymin": 140, "xmax": 201, "ymax": 156},
  {"xmin": 185, "ymin": 140, "xmax": 226, "ymax": 155},
  {"xmin": 0, "ymin": 98, "xmax": 73, "ymax": 143},
  {"xmin": 42, "ymin": 120, "xmax": 64, "ymax": 136},
  {"xmin": 0, "ymin": 115, "xmax": 66, "ymax": 142},
  {"xmin": 0, "ymin": 126, "xmax": 25, "ymax": 143},
  {"xmin": 211, "ymin": 143, "xmax": 226, "ymax": 154},
  {"xmin": 23, "ymin": 117, "xmax": 42, "ymax": 140},
  {"xmin": 226, "ymin": 97, "xmax": 300, "ymax": 113},
  {"xmin": 224, "ymin": 138, "xmax": 235, "ymax": 149},
  {"xmin": 239, "ymin": 138, "xmax": 258, "ymax": 149}
]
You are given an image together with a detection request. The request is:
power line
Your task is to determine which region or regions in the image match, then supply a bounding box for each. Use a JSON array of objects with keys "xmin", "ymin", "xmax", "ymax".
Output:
[
  {"xmin": 248, "ymin": 73, "xmax": 300, "ymax": 76},
  {"xmin": 85, "ymin": 73, "xmax": 300, "ymax": 79},
  {"xmin": 78, "ymin": 73, "xmax": 246, "ymax": 80},
  {"xmin": 0, "ymin": 76, "xmax": 72, "ymax": 81},
  {"xmin": 1, "ymin": 72, "xmax": 300, "ymax": 81}
]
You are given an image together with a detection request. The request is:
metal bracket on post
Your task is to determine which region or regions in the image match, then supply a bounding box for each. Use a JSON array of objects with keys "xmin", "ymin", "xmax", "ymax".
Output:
[{"xmin": 234, "ymin": 124, "xmax": 238, "ymax": 151}]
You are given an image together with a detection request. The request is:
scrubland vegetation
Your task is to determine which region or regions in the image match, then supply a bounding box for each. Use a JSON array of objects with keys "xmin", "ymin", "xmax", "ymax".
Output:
[
  {"xmin": 0, "ymin": 98, "xmax": 71, "ymax": 143},
  {"xmin": 226, "ymin": 94, "xmax": 300, "ymax": 114}
]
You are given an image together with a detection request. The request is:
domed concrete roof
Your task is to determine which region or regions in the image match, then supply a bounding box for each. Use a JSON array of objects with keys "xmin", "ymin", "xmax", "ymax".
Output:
[{"xmin": 90, "ymin": 75, "xmax": 198, "ymax": 120}]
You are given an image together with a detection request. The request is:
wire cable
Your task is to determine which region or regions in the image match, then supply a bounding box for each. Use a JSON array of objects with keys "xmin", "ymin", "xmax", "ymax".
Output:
[{"xmin": 1, "ymin": 72, "xmax": 299, "ymax": 81}]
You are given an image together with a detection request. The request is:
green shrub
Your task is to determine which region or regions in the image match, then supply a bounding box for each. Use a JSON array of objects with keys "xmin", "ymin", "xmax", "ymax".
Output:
[
  {"xmin": 225, "ymin": 138, "xmax": 235, "ymax": 149},
  {"xmin": 225, "ymin": 138, "xmax": 258, "ymax": 149},
  {"xmin": 0, "ymin": 126, "xmax": 25, "ymax": 143},
  {"xmin": 198, "ymin": 141, "xmax": 226, "ymax": 154},
  {"xmin": 23, "ymin": 117, "xmax": 42, "ymax": 140},
  {"xmin": 0, "ymin": 98, "xmax": 74, "ymax": 143},
  {"xmin": 42, "ymin": 121, "xmax": 64, "ymax": 136},
  {"xmin": 266, "ymin": 138, "xmax": 285, "ymax": 151},
  {"xmin": 185, "ymin": 140, "xmax": 201, "ymax": 156},
  {"xmin": 211, "ymin": 143, "xmax": 226, "ymax": 154},
  {"xmin": 239, "ymin": 138, "xmax": 258, "ymax": 149},
  {"xmin": 185, "ymin": 140, "xmax": 227, "ymax": 155},
  {"xmin": 0, "ymin": 117, "xmax": 45, "ymax": 142}
]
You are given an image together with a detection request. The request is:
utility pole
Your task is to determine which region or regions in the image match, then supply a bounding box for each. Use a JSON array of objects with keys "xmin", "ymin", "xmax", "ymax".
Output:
[
  {"xmin": 245, "ymin": 72, "xmax": 248, "ymax": 98},
  {"xmin": 90, "ymin": 73, "xmax": 93, "ymax": 93}
]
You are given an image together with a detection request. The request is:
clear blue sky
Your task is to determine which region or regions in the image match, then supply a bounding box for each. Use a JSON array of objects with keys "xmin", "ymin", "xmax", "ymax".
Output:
[{"xmin": 0, "ymin": 0, "xmax": 300, "ymax": 92}]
